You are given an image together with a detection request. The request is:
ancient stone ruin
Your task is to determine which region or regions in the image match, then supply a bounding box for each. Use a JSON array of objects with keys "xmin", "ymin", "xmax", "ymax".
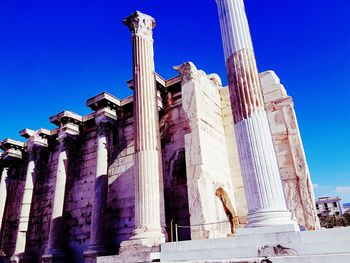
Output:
[{"xmin": 0, "ymin": 4, "xmax": 320, "ymax": 263}]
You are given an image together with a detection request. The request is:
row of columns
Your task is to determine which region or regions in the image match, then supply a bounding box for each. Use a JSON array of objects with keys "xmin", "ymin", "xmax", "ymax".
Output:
[
  {"xmin": 0, "ymin": 3, "xmax": 305, "ymax": 262},
  {"xmin": 0, "ymin": 104, "xmax": 118, "ymax": 262}
]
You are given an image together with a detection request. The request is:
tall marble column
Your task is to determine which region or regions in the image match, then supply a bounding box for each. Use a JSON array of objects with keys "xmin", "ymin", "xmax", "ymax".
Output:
[
  {"xmin": 0, "ymin": 166, "xmax": 9, "ymax": 234},
  {"xmin": 84, "ymin": 114, "xmax": 115, "ymax": 262},
  {"xmin": 123, "ymin": 11, "xmax": 165, "ymax": 243},
  {"xmin": 43, "ymin": 111, "xmax": 81, "ymax": 263},
  {"xmin": 215, "ymin": 0, "xmax": 297, "ymax": 228}
]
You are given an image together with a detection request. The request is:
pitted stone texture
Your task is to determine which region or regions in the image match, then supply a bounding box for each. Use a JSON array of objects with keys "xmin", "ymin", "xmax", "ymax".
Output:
[
  {"xmin": 179, "ymin": 62, "xmax": 236, "ymax": 239},
  {"xmin": 107, "ymin": 120, "xmax": 135, "ymax": 250},
  {"xmin": 260, "ymin": 70, "xmax": 320, "ymax": 231},
  {"xmin": 220, "ymin": 88, "xmax": 248, "ymax": 224},
  {"xmin": 160, "ymin": 84, "xmax": 192, "ymax": 241}
]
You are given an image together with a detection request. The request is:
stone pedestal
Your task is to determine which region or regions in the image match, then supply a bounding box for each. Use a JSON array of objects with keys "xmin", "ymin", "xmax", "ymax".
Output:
[{"xmin": 215, "ymin": 0, "xmax": 297, "ymax": 228}]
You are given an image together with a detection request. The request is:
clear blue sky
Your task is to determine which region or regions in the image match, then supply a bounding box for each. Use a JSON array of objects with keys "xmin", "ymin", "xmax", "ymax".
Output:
[{"xmin": 0, "ymin": 1, "xmax": 349, "ymax": 202}]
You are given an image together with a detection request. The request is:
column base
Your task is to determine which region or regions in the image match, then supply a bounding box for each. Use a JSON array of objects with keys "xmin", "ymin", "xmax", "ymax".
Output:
[
  {"xmin": 84, "ymin": 245, "xmax": 107, "ymax": 263},
  {"xmin": 130, "ymin": 227, "xmax": 165, "ymax": 242},
  {"xmin": 10, "ymin": 253, "xmax": 24, "ymax": 263},
  {"xmin": 237, "ymin": 223, "xmax": 300, "ymax": 236},
  {"xmin": 97, "ymin": 239, "xmax": 162, "ymax": 263},
  {"xmin": 42, "ymin": 249, "xmax": 66, "ymax": 263},
  {"xmin": 246, "ymin": 209, "xmax": 298, "ymax": 228},
  {"xmin": 97, "ymin": 231, "xmax": 165, "ymax": 263}
]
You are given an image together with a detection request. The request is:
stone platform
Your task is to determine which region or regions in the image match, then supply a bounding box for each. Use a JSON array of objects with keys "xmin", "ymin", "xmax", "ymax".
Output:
[{"xmin": 160, "ymin": 227, "xmax": 350, "ymax": 263}]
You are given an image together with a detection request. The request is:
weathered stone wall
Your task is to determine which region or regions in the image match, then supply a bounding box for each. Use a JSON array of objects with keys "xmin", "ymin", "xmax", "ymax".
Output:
[
  {"xmin": 160, "ymin": 82, "xmax": 191, "ymax": 241},
  {"xmin": 179, "ymin": 64, "xmax": 237, "ymax": 240},
  {"xmin": 0, "ymin": 118, "xmax": 137, "ymax": 262},
  {"xmin": 220, "ymin": 88, "xmax": 248, "ymax": 223},
  {"xmin": 0, "ymin": 70, "xmax": 320, "ymax": 263},
  {"xmin": 260, "ymin": 70, "xmax": 320, "ymax": 230},
  {"xmin": 63, "ymin": 128, "xmax": 96, "ymax": 262},
  {"xmin": 107, "ymin": 119, "xmax": 135, "ymax": 252}
]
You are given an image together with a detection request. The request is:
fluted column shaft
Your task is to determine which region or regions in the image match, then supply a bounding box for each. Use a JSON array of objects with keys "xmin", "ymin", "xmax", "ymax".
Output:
[
  {"xmin": 124, "ymin": 11, "xmax": 164, "ymax": 241},
  {"xmin": 86, "ymin": 121, "xmax": 110, "ymax": 256},
  {"xmin": 11, "ymin": 147, "xmax": 38, "ymax": 262},
  {"xmin": 216, "ymin": 0, "xmax": 296, "ymax": 227},
  {"xmin": 0, "ymin": 167, "xmax": 9, "ymax": 234}
]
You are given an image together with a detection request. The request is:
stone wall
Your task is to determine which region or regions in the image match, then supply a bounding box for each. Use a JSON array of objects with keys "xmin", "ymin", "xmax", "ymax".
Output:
[
  {"xmin": 260, "ymin": 70, "xmax": 320, "ymax": 230},
  {"xmin": 220, "ymin": 88, "xmax": 248, "ymax": 223},
  {"xmin": 160, "ymin": 82, "xmax": 191, "ymax": 241},
  {"xmin": 0, "ymin": 70, "xmax": 320, "ymax": 263},
  {"xmin": 107, "ymin": 119, "xmax": 135, "ymax": 252},
  {"xmin": 179, "ymin": 63, "xmax": 237, "ymax": 239}
]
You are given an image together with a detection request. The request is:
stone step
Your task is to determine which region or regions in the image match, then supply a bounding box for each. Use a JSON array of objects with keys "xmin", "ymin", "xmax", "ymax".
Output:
[
  {"xmin": 163, "ymin": 227, "xmax": 350, "ymax": 253},
  {"xmin": 162, "ymin": 241, "xmax": 350, "ymax": 262},
  {"xmin": 160, "ymin": 227, "xmax": 350, "ymax": 262},
  {"xmin": 163, "ymin": 253, "xmax": 350, "ymax": 263}
]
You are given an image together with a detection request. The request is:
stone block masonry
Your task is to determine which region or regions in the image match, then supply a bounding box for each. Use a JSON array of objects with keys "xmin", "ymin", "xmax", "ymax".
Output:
[
  {"xmin": 260, "ymin": 70, "xmax": 320, "ymax": 230},
  {"xmin": 0, "ymin": 5, "xmax": 320, "ymax": 263}
]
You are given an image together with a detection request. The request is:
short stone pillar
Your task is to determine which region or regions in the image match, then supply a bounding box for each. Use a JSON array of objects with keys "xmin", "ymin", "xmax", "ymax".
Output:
[
  {"xmin": 84, "ymin": 104, "xmax": 117, "ymax": 263},
  {"xmin": 215, "ymin": 0, "xmax": 297, "ymax": 229},
  {"xmin": 0, "ymin": 139, "xmax": 24, "ymax": 246},
  {"xmin": 0, "ymin": 165, "xmax": 9, "ymax": 235},
  {"xmin": 11, "ymin": 129, "xmax": 48, "ymax": 263},
  {"xmin": 42, "ymin": 111, "xmax": 81, "ymax": 263}
]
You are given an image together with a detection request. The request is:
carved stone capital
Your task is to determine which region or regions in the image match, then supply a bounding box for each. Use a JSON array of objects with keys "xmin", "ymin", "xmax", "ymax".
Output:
[
  {"xmin": 123, "ymin": 11, "xmax": 156, "ymax": 39},
  {"xmin": 174, "ymin": 62, "xmax": 199, "ymax": 84},
  {"xmin": 57, "ymin": 132, "xmax": 78, "ymax": 153},
  {"xmin": 96, "ymin": 121, "xmax": 112, "ymax": 137}
]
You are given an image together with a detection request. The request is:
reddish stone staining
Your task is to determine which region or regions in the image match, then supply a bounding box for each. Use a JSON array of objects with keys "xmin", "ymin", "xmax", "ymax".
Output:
[{"xmin": 226, "ymin": 49, "xmax": 265, "ymax": 124}]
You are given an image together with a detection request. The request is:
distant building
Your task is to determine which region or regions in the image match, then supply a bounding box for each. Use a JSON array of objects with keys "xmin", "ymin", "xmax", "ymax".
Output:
[
  {"xmin": 343, "ymin": 203, "xmax": 350, "ymax": 213},
  {"xmin": 316, "ymin": 197, "xmax": 343, "ymax": 217}
]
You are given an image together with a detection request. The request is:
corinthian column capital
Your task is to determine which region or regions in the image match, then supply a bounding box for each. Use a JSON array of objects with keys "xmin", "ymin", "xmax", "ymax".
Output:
[
  {"xmin": 123, "ymin": 11, "xmax": 156, "ymax": 39},
  {"xmin": 96, "ymin": 120, "xmax": 112, "ymax": 137}
]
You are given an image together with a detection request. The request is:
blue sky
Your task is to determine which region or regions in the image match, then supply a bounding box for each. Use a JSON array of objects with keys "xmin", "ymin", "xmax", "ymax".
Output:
[{"xmin": 0, "ymin": 1, "xmax": 349, "ymax": 202}]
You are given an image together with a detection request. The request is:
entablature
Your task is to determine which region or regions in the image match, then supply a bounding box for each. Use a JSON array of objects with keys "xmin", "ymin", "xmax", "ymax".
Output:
[{"xmin": 0, "ymin": 138, "xmax": 25, "ymax": 160}]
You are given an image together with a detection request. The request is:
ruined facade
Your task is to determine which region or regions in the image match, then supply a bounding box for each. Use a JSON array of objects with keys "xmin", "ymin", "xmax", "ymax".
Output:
[{"xmin": 0, "ymin": 7, "xmax": 319, "ymax": 263}]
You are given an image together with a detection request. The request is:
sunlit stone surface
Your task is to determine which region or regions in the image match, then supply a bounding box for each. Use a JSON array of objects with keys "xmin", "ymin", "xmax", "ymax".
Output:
[{"xmin": 0, "ymin": 2, "xmax": 327, "ymax": 263}]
